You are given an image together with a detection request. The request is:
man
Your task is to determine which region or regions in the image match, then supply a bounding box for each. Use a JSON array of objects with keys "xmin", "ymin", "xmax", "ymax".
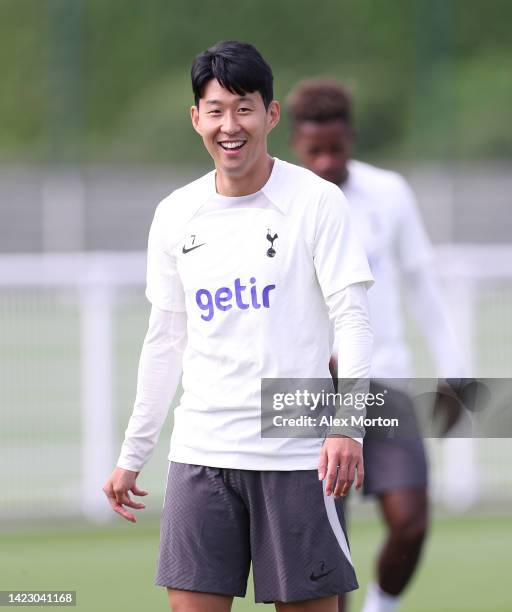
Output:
[
  {"xmin": 103, "ymin": 42, "xmax": 374, "ymax": 612},
  {"xmin": 286, "ymin": 79, "xmax": 465, "ymax": 612}
]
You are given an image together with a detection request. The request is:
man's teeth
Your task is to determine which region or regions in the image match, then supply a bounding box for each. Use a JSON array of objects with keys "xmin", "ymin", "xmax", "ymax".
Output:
[{"xmin": 220, "ymin": 141, "xmax": 245, "ymax": 149}]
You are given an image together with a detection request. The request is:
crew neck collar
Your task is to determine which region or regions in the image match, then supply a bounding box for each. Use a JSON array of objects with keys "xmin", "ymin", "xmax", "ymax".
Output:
[{"xmin": 209, "ymin": 157, "xmax": 283, "ymax": 209}]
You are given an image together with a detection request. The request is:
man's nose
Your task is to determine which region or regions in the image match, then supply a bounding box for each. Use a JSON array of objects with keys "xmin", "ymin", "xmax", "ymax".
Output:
[
  {"xmin": 317, "ymin": 154, "xmax": 336, "ymax": 172},
  {"xmin": 221, "ymin": 111, "xmax": 240, "ymax": 135}
]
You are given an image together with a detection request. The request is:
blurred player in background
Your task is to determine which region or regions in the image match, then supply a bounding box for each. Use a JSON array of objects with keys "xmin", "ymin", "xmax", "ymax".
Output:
[
  {"xmin": 286, "ymin": 79, "xmax": 466, "ymax": 612},
  {"xmin": 103, "ymin": 44, "xmax": 374, "ymax": 612}
]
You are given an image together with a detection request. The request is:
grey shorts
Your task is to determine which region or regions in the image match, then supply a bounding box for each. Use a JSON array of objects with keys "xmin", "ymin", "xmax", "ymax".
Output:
[
  {"xmin": 363, "ymin": 383, "xmax": 428, "ymax": 496},
  {"xmin": 155, "ymin": 462, "xmax": 358, "ymax": 604}
]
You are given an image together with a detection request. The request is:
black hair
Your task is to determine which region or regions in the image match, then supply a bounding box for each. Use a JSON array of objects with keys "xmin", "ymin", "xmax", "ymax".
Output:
[{"xmin": 191, "ymin": 40, "xmax": 273, "ymax": 109}]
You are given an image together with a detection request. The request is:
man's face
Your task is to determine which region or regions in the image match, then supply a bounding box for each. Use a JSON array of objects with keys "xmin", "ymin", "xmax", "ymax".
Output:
[
  {"xmin": 191, "ymin": 79, "xmax": 279, "ymax": 179},
  {"xmin": 291, "ymin": 120, "xmax": 353, "ymax": 185}
]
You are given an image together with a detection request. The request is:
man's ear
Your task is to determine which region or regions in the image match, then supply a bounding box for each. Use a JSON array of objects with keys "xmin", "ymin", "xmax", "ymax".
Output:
[
  {"xmin": 190, "ymin": 105, "xmax": 201, "ymax": 135},
  {"xmin": 266, "ymin": 100, "xmax": 280, "ymax": 134}
]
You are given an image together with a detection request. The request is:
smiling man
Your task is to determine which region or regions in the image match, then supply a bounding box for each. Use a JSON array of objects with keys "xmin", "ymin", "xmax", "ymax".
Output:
[{"xmin": 103, "ymin": 42, "xmax": 374, "ymax": 612}]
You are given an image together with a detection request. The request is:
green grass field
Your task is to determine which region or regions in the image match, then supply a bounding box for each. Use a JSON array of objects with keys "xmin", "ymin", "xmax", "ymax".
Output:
[{"xmin": 1, "ymin": 514, "xmax": 510, "ymax": 611}]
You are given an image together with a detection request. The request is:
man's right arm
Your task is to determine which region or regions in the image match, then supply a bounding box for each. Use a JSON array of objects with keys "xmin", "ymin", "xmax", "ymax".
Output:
[{"xmin": 102, "ymin": 306, "xmax": 186, "ymax": 522}]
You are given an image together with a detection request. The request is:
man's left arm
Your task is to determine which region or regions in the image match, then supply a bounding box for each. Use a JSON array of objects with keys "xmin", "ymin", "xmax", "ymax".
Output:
[
  {"xmin": 312, "ymin": 184, "xmax": 374, "ymax": 497},
  {"xmin": 319, "ymin": 283, "xmax": 373, "ymax": 497}
]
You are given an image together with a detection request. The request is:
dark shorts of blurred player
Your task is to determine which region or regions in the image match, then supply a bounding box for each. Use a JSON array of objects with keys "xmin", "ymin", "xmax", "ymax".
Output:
[{"xmin": 363, "ymin": 382, "xmax": 428, "ymax": 496}]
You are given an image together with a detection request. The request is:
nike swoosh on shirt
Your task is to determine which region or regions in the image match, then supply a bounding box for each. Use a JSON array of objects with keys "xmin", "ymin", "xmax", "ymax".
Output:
[
  {"xmin": 182, "ymin": 243, "xmax": 206, "ymax": 254},
  {"xmin": 309, "ymin": 568, "xmax": 335, "ymax": 581}
]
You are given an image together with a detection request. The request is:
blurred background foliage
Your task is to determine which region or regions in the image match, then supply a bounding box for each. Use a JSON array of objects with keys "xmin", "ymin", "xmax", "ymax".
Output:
[{"xmin": 1, "ymin": 0, "xmax": 511, "ymax": 165}]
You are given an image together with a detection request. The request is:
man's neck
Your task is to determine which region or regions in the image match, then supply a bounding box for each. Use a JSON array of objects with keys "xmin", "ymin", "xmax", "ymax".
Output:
[{"xmin": 216, "ymin": 155, "xmax": 274, "ymax": 197}]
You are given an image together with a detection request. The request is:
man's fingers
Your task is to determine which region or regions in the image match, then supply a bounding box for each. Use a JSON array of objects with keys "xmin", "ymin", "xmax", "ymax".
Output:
[
  {"xmin": 131, "ymin": 484, "xmax": 149, "ymax": 497},
  {"xmin": 333, "ymin": 463, "xmax": 350, "ymax": 497},
  {"xmin": 102, "ymin": 467, "xmax": 148, "ymax": 523},
  {"xmin": 114, "ymin": 489, "xmax": 129, "ymax": 505},
  {"xmin": 123, "ymin": 496, "xmax": 146, "ymax": 510},
  {"xmin": 325, "ymin": 453, "xmax": 340, "ymax": 496},
  {"xmin": 325, "ymin": 462, "xmax": 337, "ymax": 494},
  {"xmin": 103, "ymin": 478, "xmax": 146, "ymax": 522},
  {"xmin": 320, "ymin": 439, "xmax": 364, "ymax": 496},
  {"xmin": 111, "ymin": 493, "xmax": 142, "ymax": 520},
  {"xmin": 116, "ymin": 490, "xmax": 146, "ymax": 509},
  {"xmin": 317, "ymin": 449, "xmax": 328, "ymax": 481},
  {"xmin": 339, "ymin": 461, "xmax": 356, "ymax": 497},
  {"xmin": 112, "ymin": 502, "xmax": 136, "ymax": 523},
  {"xmin": 103, "ymin": 489, "xmax": 136, "ymax": 522},
  {"xmin": 325, "ymin": 468, "xmax": 337, "ymax": 496},
  {"xmin": 355, "ymin": 458, "xmax": 365, "ymax": 490}
]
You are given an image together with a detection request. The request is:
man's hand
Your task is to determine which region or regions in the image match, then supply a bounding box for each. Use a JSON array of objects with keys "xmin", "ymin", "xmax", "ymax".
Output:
[
  {"xmin": 318, "ymin": 436, "xmax": 364, "ymax": 497},
  {"xmin": 102, "ymin": 467, "xmax": 148, "ymax": 523}
]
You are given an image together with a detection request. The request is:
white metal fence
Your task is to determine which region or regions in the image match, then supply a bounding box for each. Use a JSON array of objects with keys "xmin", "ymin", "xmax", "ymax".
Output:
[{"xmin": 1, "ymin": 246, "xmax": 511, "ymax": 523}]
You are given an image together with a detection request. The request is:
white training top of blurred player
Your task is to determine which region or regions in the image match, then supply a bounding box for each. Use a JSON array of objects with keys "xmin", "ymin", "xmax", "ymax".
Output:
[
  {"xmin": 341, "ymin": 160, "xmax": 433, "ymax": 378},
  {"xmin": 141, "ymin": 157, "xmax": 373, "ymax": 470}
]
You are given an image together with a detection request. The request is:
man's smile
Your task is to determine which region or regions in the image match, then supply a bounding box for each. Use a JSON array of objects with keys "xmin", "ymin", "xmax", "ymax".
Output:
[{"xmin": 218, "ymin": 139, "xmax": 247, "ymax": 153}]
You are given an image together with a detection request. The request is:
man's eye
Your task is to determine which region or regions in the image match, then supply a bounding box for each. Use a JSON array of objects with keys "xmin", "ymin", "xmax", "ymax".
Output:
[
  {"xmin": 208, "ymin": 110, "xmax": 221, "ymax": 115},
  {"xmin": 238, "ymin": 107, "xmax": 251, "ymax": 113}
]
